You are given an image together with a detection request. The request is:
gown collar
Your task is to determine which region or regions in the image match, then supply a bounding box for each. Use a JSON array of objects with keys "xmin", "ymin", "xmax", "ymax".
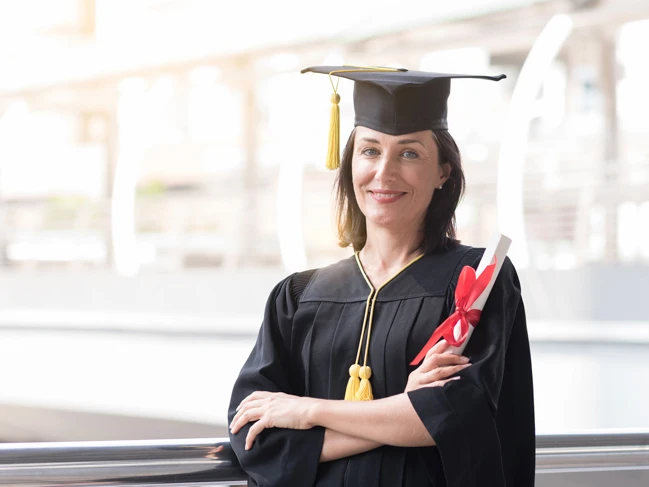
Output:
[{"xmin": 300, "ymin": 244, "xmax": 474, "ymax": 303}]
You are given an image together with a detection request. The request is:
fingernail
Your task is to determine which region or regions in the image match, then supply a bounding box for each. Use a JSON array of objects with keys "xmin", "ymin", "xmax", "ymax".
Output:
[{"xmin": 460, "ymin": 356, "xmax": 469, "ymax": 362}]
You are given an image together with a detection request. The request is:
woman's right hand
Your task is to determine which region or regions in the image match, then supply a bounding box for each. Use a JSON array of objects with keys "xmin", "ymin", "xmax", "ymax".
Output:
[{"xmin": 405, "ymin": 339, "xmax": 471, "ymax": 393}]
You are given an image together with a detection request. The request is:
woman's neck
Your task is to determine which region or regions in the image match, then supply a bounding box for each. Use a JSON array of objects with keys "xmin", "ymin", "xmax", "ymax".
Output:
[{"xmin": 359, "ymin": 223, "xmax": 424, "ymax": 277}]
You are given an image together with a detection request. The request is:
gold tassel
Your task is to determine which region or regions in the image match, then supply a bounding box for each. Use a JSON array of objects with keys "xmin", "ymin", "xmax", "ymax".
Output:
[
  {"xmin": 344, "ymin": 364, "xmax": 361, "ymax": 401},
  {"xmin": 355, "ymin": 366, "xmax": 373, "ymax": 401},
  {"xmin": 325, "ymin": 93, "xmax": 341, "ymax": 170}
]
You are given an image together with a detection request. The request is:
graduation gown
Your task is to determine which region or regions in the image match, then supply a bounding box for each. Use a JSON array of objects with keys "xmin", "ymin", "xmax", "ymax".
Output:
[{"xmin": 228, "ymin": 244, "xmax": 535, "ymax": 486}]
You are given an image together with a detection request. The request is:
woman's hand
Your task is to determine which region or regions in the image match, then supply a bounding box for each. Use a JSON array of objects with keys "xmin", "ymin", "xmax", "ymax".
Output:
[
  {"xmin": 230, "ymin": 391, "xmax": 318, "ymax": 450},
  {"xmin": 405, "ymin": 339, "xmax": 471, "ymax": 393}
]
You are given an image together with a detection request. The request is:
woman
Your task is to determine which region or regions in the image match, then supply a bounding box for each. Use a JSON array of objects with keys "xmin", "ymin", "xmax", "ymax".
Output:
[{"xmin": 228, "ymin": 66, "xmax": 535, "ymax": 486}]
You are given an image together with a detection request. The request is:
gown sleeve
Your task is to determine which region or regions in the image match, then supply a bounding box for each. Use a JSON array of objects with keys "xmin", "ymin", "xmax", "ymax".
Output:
[
  {"xmin": 407, "ymin": 249, "xmax": 535, "ymax": 487},
  {"xmin": 228, "ymin": 273, "xmax": 325, "ymax": 487}
]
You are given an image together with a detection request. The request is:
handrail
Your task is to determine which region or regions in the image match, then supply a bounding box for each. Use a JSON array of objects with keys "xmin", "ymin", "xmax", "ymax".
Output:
[
  {"xmin": 536, "ymin": 432, "xmax": 649, "ymax": 473},
  {"xmin": 1, "ymin": 434, "xmax": 648, "ymax": 486},
  {"xmin": 0, "ymin": 438, "xmax": 246, "ymax": 486}
]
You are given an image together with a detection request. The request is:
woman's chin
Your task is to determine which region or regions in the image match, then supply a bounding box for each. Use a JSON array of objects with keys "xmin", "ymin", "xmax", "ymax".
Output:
[{"xmin": 365, "ymin": 212, "xmax": 405, "ymax": 229}]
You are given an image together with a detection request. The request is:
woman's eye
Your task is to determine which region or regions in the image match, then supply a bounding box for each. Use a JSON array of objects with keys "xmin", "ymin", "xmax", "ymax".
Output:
[
  {"xmin": 402, "ymin": 150, "xmax": 419, "ymax": 159},
  {"xmin": 362, "ymin": 148, "xmax": 379, "ymax": 156}
]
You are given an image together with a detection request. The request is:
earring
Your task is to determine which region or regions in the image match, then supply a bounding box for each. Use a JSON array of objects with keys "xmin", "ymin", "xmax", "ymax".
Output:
[{"xmin": 437, "ymin": 184, "xmax": 443, "ymax": 189}]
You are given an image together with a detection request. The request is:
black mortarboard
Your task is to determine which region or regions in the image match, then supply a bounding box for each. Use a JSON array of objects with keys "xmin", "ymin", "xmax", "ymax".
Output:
[{"xmin": 301, "ymin": 65, "xmax": 506, "ymax": 169}]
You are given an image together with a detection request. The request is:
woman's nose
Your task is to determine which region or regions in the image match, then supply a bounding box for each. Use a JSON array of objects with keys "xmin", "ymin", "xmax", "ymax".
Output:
[{"xmin": 374, "ymin": 154, "xmax": 397, "ymax": 182}]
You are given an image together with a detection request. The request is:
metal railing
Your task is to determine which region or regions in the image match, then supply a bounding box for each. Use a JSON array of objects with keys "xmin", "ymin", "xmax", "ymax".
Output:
[
  {"xmin": 1, "ymin": 434, "xmax": 648, "ymax": 486},
  {"xmin": 0, "ymin": 438, "xmax": 245, "ymax": 487}
]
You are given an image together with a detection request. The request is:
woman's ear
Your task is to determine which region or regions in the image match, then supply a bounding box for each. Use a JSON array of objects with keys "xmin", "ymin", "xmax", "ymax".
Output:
[{"xmin": 440, "ymin": 162, "xmax": 452, "ymax": 183}]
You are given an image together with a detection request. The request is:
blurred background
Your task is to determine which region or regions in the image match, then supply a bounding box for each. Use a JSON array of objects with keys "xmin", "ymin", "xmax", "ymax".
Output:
[{"xmin": 0, "ymin": 0, "xmax": 648, "ymax": 442}]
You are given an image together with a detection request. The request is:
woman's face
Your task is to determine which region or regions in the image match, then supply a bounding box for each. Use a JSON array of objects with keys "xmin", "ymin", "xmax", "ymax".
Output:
[{"xmin": 352, "ymin": 126, "xmax": 450, "ymax": 232}]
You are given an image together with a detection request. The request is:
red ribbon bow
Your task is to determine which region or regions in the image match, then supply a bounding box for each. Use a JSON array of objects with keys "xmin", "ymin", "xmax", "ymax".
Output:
[{"xmin": 410, "ymin": 258, "xmax": 497, "ymax": 366}]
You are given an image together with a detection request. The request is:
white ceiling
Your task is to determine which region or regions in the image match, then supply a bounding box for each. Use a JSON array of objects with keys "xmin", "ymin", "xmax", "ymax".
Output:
[{"xmin": 0, "ymin": 0, "xmax": 549, "ymax": 95}]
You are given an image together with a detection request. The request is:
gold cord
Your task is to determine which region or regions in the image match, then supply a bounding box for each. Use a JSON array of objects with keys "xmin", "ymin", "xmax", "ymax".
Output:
[{"xmin": 345, "ymin": 251, "xmax": 425, "ymax": 400}]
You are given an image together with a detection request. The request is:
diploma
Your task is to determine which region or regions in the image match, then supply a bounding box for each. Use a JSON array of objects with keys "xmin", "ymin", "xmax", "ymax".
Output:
[{"xmin": 410, "ymin": 233, "xmax": 512, "ymax": 365}]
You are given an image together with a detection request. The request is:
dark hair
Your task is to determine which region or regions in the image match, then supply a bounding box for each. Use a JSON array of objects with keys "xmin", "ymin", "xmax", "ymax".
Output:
[{"xmin": 333, "ymin": 128, "xmax": 465, "ymax": 254}]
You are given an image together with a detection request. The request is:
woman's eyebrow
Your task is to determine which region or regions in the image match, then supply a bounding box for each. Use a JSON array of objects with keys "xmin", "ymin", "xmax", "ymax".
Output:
[
  {"xmin": 358, "ymin": 137, "xmax": 424, "ymax": 147},
  {"xmin": 359, "ymin": 137, "xmax": 381, "ymax": 144},
  {"xmin": 397, "ymin": 138, "xmax": 424, "ymax": 146}
]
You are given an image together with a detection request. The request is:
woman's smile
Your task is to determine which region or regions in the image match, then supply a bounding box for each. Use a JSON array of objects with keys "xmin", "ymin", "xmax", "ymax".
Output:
[{"xmin": 369, "ymin": 190, "xmax": 407, "ymax": 204}]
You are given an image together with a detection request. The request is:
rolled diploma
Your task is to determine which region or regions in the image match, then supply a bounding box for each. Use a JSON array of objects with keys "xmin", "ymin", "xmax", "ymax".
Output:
[{"xmin": 447, "ymin": 233, "xmax": 512, "ymax": 355}]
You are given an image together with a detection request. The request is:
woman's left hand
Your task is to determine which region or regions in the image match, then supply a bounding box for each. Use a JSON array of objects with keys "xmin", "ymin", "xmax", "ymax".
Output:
[{"xmin": 230, "ymin": 391, "xmax": 317, "ymax": 450}]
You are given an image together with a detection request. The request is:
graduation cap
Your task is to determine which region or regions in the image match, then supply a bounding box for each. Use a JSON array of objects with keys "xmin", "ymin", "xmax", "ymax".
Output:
[{"xmin": 301, "ymin": 65, "xmax": 506, "ymax": 170}]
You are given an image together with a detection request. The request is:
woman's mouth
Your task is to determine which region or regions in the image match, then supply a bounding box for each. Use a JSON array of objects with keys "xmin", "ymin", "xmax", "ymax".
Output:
[{"xmin": 369, "ymin": 190, "xmax": 406, "ymax": 203}]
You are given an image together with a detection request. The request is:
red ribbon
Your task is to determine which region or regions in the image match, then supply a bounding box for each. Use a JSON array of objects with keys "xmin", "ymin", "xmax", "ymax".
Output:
[{"xmin": 410, "ymin": 257, "xmax": 497, "ymax": 366}]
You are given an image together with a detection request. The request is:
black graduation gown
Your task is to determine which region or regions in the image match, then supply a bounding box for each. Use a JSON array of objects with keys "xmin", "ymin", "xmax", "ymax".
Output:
[{"xmin": 228, "ymin": 244, "xmax": 535, "ymax": 486}]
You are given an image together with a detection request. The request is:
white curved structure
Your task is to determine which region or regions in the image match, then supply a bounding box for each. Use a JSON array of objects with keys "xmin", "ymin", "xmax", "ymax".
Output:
[{"xmin": 497, "ymin": 15, "xmax": 574, "ymax": 267}]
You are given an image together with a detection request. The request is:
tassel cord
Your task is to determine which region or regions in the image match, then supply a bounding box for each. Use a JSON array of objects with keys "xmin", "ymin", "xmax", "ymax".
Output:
[{"xmin": 347, "ymin": 252, "xmax": 426, "ymax": 401}]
